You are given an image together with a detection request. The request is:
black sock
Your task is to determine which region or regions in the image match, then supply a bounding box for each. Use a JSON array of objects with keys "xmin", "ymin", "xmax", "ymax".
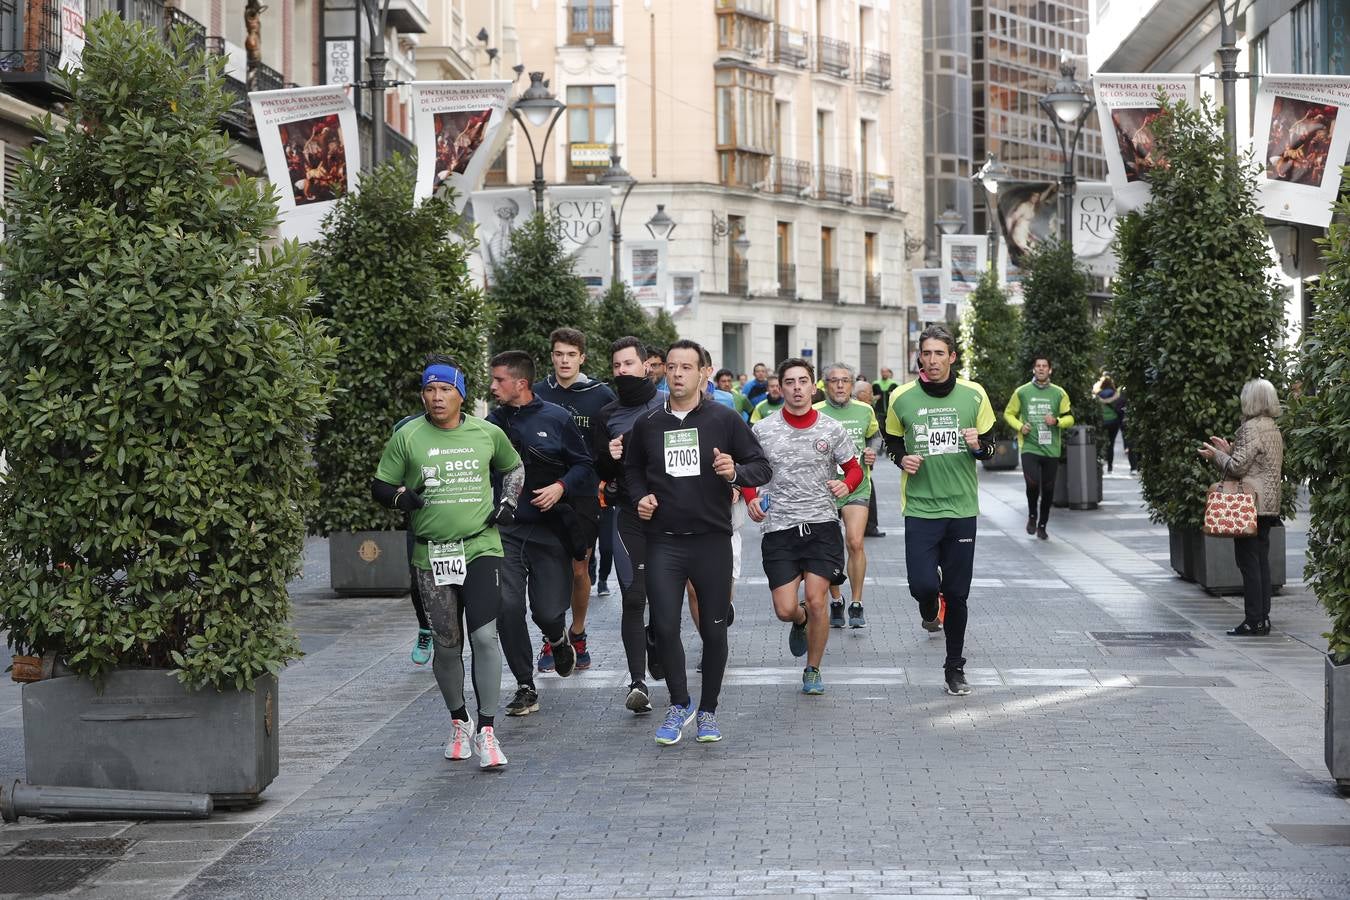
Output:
[
  {"xmin": 451, "ymin": 706, "xmax": 469, "ymax": 722},
  {"xmin": 676, "ymin": 695, "xmax": 692, "ymax": 708},
  {"xmin": 478, "ymin": 714, "xmax": 494, "ymax": 732},
  {"xmin": 698, "ymin": 704, "xmax": 716, "ymax": 714}
]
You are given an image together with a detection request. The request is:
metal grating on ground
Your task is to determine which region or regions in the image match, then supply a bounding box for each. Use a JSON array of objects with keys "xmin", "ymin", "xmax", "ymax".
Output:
[
  {"xmin": 1271, "ymin": 824, "xmax": 1350, "ymax": 846},
  {"xmin": 1128, "ymin": 674, "xmax": 1235, "ymax": 688},
  {"xmin": 5, "ymin": 838, "xmax": 135, "ymax": 858},
  {"xmin": 1089, "ymin": 630, "xmax": 1207, "ymax": 647},
  {"xmin": 0, "ymin": 857, "xmax": 113, "ymax": 893}
]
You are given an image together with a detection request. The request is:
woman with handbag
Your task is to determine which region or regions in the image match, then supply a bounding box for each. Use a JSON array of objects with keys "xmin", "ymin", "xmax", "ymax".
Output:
[{"xmin": 1198, "ymin": 378, "xmax": 1285, "ymax": 636}]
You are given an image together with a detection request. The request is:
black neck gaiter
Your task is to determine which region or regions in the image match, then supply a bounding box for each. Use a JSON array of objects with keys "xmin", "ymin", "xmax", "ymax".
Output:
[{"xmin": 614, "ymin": 374, "xmax": 657, "ymax": 406}]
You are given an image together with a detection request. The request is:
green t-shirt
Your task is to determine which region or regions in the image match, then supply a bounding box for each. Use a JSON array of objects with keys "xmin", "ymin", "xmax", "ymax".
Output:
[
  {"xmin": 814, "ymin": 398, "xmax": 879, "ymax": 505},
  {"xmin": 884, "ymin": 378, "xmax": 996, "ymax": 519},
  {"xmin": 1099, "ymin": 395, "xmax": 1119, "ymax": 423},
  {"xmin": 375, "ymin": 415, "xmax": 521, "ymax": 569},
  {"xmin": 1003, "ymin": 380, "xmax": 1075, "ymax": 458},
  {"xmin": 750, "ymin": 397, "xmax": 784, "ymax": 423},
  {"xmin": 732, "ymin": 391, "xmax": 752, "ymax": 419}
]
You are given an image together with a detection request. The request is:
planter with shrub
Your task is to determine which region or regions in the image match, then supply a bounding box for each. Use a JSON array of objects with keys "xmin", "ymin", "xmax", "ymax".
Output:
[{"xmin": 966, "ymin": 270, "xmax": 1022, "ymax": 471}]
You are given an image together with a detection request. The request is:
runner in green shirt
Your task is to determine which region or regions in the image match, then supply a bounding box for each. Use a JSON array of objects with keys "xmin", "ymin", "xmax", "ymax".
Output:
[
  {"xmin": 372, "ymin": 361, "xmax": 524, "ymax": 769},
  {"xmin": 884, "ymin": 325, "xmax": 996, "ymax": 697},
  {"xmin": 815, "ymin": 362, "xmax": 882, "ymax": 629},
  {"xmin": 749, "ymin": 375, "xmax": 785, "ymax": 422},
  {"xmin": 1002, "ymin": 356, "xmax": 1074, "ymax": 540},
  {"xmin": 716, "ymin": 368, "xmax": 752, "ymax": 421}
]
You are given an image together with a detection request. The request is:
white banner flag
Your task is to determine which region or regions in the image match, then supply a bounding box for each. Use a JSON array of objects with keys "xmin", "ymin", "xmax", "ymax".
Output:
[
  {"xmin": 1073, "ymin": 182, "xmax": 1118, "ymax": 274},
  {"xmin": 1092, "ymin": 74, "xmax": 1198, "ymax": 212},
  {"xmin": 58, "ymin": 0, "xmax": 85, "ymax": 73},
  {"xmin": 623, "ymin": 240, "xmax": 668, "ymax": 310},
  {"xmin": 249, "ymin": 85, "xmax": 360, "ymax": 244},
  {"xmin": 470, "ymin": 188, "xmax": 535, "ymax": 284},
  {"xmin": 547, "ymin": 185, "xmax": 612, "ymax": 299},
  {"xmin": 411, "ymin": 81, "xmax": 512, "ymax": 209},
  {"xmin": 1253, "ymin": 75, "xmax": 1350, "ymax": 228},
  {"xmin": 940, "ymin": 235, "xmax": 987, "ymax": 301},
  {"xmin": 912, "ymin": 268, "xmax": 945, "ymax": 320}
]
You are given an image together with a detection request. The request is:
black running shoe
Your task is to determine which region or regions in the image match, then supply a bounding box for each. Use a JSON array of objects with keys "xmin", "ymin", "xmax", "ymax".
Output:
[
  {"xmin": 944, "ymin": 669, "xmax": 971, "ymax": 696},
  {"xmin": 1037, "ymin": 525, "xmax": 1048, "ymax": 541},
  {"xmin": 848, "ymin": 602, "xmax": 866, "ymax": 628},
  {"xmin": 829, "ymin": 600, "xmax": 846, "ymax": 628},
  {"xmin": 505, "ymin": 684, "xmax": 539, "ymax": 716},
  {"xmin": 551, "ymin": 634, "xmax": 577, "ymax": 678},
  {"xmin": 1026, "ymin": 515, "xmax": 1036, "ymax": 535},
  {"xmin": 625, "ymin": 681, "xmax": 652, "ymax": 714}
]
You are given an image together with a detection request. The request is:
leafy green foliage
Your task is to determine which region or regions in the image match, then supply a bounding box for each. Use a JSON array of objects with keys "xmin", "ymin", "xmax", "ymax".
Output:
[
  {"xmin": 584, "ymin": 280, "xmax": 683, "ymax": 379},
  {"xmin": 1105, "ymin": 96, "xmax": 1285, "ymax": 531},
  {"xmin": 489, "ymin": 213, "xmax": 593, "ymax": 371},
  {"xmin": 307, "ymin": 156, "xmax": 491, "ymax": 535},
  {"xmin": 1288, "ymin": 175, "xmax": 1350, "ymax": 660},
  {"xmin": 1020, "ymin": 239, "xmax": 1101, "ymax": 442},
  {"xmin": 966, "ymin": 270, "xmax": 1022, "ymax": 440},
  {"xmin": 0, "ymin": 16, "xmax": 337, "ymax": 689}
]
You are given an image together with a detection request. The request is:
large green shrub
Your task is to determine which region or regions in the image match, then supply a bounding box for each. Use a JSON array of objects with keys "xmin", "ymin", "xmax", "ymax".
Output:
[
  {"xmin": 1020, "ymin": 239, "xmax": 1100, "ymax": 440},
  {"xmin": 1105, "ymin": 97, "xmax": 1285, "ymax": 530},
  {"xmin": 1288, "ymin": 177, "xmax": 1350, "ymax": 662},
  {"xmin": 490, "ymin": 212, "xmax": 593, "ymax": 370},
  {"xmin": 307, "ymin": 156, "xmax": 491, "ymax": 535},
  {"xmin": 966, "ymin": 270, "xmax": 1022, "ymax": 440},
  {"xmin": 0, "ymin": 17, "xmax": 337, "ymax": 689},
  {"xmin": 585, "ymin": 280, "xmax": 683, "ymax": 378}
]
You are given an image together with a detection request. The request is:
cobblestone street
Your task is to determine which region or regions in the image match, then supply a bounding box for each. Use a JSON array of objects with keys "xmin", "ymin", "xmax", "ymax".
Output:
[{"xmin": 3, "ymin": 461, "xmax": 1349, "ymax": 899}]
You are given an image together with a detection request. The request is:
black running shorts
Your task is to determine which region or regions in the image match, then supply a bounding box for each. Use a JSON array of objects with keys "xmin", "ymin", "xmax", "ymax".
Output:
[{"xmin": 761, "ymin": 521, "xmax": 846, "ymax": 589}]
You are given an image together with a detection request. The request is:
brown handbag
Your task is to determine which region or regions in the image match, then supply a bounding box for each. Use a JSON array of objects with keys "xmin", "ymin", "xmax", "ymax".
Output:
[{"xmin": 1202, "ymin": 480, "xmax": 1258, "ymax": 537}]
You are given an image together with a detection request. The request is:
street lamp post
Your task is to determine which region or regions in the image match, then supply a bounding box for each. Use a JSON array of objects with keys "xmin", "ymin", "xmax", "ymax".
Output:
[
  {"xmin": 645, "ymin": 205, "xmax": 677, "ymax": 241},
  {"xmin": 935, "ymin": 206, "xmax": 965, "ymax": 255},
  {"xmin": 1216, "ymin": 0, "xmax": 1240, "ymax": 154},
  {"xmin": 972, "ymin": 153, "xmax": 1009, "ymax": 270},
  {"xmin": 359, "ymin": 0, "xmax": 396, "ymax": 169},
  {"xmin": 1038, "ymin": 53, "xmax": 1095, "ymax": 254},
  {"xmin": 509, "ymin": 71, "xmax": 567, "ymax": 210},
  {"xmin": 598, "ymin": 151, "xmax": 638, "ymax": 283}
]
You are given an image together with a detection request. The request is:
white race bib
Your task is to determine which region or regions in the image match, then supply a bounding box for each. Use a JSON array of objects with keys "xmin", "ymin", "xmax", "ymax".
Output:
[
  {"xmin": 663, "ymin": 428, "xmax": 701, "ymax": 477},
  {"xmin": 428, "ymin": 540, "xmax": 467, "ymax": 587},
  {"xmin": 927, "ymin": 427, "xmax": 962, "ymax": 455}
]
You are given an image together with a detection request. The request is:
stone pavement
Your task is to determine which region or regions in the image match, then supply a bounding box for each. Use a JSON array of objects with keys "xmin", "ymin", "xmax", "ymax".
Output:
[{"xmin": 3, "ymin": 457, "xmax": 1350, "ymax": 899}]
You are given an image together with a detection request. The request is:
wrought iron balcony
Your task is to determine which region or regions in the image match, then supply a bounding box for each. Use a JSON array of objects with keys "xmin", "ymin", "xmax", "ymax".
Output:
[
  {"xmin": 865, "ymin": 274, "xmax": 881, "ymax": 306},
  {"xmin": 771, "ymin": 157, "xmax": 813, "ymax": 195},
  {"xmin": 817, "ymin": 165, "xmax": 854, "ymax": 203},
  {"xmin": 859, "ymin": 48, "xmax": 891, "ymax": 88},
  {"xmin": 729, "ymin": 259, "xmax": 750, "ymax": 296},
  {"xmin": 778, "ymin": 263, "xmax": 796, "ymax": 299},
  {"xmin": 865, "ymin": 173, "xmax": 894, "ymax": 209},
  {"xmin": 815, "ymin": 36, "xmax": 850, "ymax": 78},
  {"xmin": 250, "ymin": 61, "xmax": 285, "ymax": 92},
  {"xmin": 822, "ymin": 267, "xmax": 840, "ymax": 303},
  {"xmin": 1, "ymin": 0, "xmax": 167, "ymax": 95},
  {"xmin": 164, "ymin": 7, "xmax": 208, "ymax": 56},
  {"xmin": 771, "ymin": 26, "xmax": 809, "ymax": 67}
]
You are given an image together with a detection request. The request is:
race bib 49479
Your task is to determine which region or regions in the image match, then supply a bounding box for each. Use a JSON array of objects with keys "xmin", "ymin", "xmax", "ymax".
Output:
[
  {"xmin": 922, "ymin": 412, "xmax": 962, "ymax": 456},
  {"xmin": 664, "ymin": 428, "xmax": 701, "ymax": 477}
]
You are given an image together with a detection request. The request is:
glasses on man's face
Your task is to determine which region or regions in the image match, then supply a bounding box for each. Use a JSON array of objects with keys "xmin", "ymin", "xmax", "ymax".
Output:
[{"xmin": 826, "ymin": 377, "xmax": 852, "ymax": 385}]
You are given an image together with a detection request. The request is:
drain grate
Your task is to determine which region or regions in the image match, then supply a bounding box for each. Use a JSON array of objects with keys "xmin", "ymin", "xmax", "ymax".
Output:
[
  {"xmin": 1271, "ymin": 824, "xmax": 1350, "ymax": 846},
  {"xmin": 6, "ymin": 838, "xmax": 135, "ymax": 858},
  {"xmin": 1128, "ymin": 674, "xmax": 1235, "ymax": 688},
  {"xmin": 0, "ymin": 857, "xmax": 113, "ymax": 893},
  {"xmin": 1090, "ymin": 630, "xmax": 1206, "ymax": 647}
]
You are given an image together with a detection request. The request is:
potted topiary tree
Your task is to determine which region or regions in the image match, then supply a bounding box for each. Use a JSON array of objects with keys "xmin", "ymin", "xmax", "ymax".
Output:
[
  {"xmin": 0, "ymin": 17, "xmax": 336, "ymax": 801},
  {"xmin": 1288, "ymin": 178, "xmax": 1350, "ymax": 793},
  {"xmin": 1020, "ymin": 239, "xmax": 1102, "ymax": 509},
  {"xmin": 967, "ymin": 270, "xmax": 1022, "ymax": 470},
  {"xmin": 308, "ymin": 155, "xmax": 493, "ymax": 596},
  {"xmin": 1106, "ymin": 96, "xmax": 1287, "ymax": 590}
]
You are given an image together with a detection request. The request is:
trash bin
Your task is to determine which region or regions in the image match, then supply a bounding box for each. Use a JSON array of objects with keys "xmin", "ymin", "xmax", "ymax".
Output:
[{"xmin": 1062, "ymin": 425, "xmax": 1100, "ymax": 510}]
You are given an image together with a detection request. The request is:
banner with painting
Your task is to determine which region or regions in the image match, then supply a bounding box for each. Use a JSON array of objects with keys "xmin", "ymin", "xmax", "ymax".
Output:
[
  {"xmin": 469, "ymin": 188, "xmax": 534, "ymax": 285},
  {"xmin": 546, "ymin": 185, "xmax": 612, "ymax": 299},
  {"xmin": 411, "ymin": 81, "xmax": 512, "ymax": 208},
  {"xmin": 1253, "ymin": 75, "xmax": 1350, "ymax": 228},
  {"xmin": 912, "ymin": 268, "xmax": 945, "ymax": 321},
  {"xmin": 994, "ymin": 181, "xmax": 1117, "ymax": 274},
  {"xmin": 249, "ymin": 85, "xmax": 359, "ymax": 243},
  {"xmin": 940, "ymin": 235, "xmax": 986, "ymax": 303},
  {"xmin": 623, "ymin": 240, "xmax": 668, "ymax": 310},
  {"xmin": 1092, "ymin": 74, "xmax": 1198, "ymax": 212}
]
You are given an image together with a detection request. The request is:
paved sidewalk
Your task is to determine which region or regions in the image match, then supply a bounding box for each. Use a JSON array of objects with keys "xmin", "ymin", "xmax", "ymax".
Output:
[{"xmin": 3, "ymin": 460, "xmax": 1349, "ymax": 899}]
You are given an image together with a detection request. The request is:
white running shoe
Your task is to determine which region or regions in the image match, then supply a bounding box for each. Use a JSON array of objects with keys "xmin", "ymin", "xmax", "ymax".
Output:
[
  {"xmin": 444, "ymin": 717, "xmax": 474, "ymax": 760},
  {"xmin": 473, "ymin": 726, "xmax": 508, "ymax": 769}
]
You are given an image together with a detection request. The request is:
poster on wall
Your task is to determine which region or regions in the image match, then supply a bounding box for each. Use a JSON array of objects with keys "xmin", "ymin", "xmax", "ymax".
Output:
[
  {"xmin": 940, "ymin": 235, "xmax": 987, "ymax": 302},
  {"xmin": 58, "ymin": 0, "xmax": 85, "ymax": 73},
  {"xmin": 546, "ymin": 185, "xmax": 612, "ymax": 298},
  {"xmin": 470, "ymin": 188, "xmax": 534, "ymax": 284},
  {"xmin": 912, "ymin": 268, "xmax": 945, "ymax": 321},
  {"xmin": 410, "ymin": 81, "xmax": 512, "ymax": 208},
  {"xmin": 996, "ymin": 181, "xmax": 1057, "ymax": 267},
  {"xmin": 249, "ymin": 85, "xmax": 359, "ymax": 243},
  {"xmin": 1092, "ymin": 74, "xmax": 1198, "ymax": 212},
  {"xmin": 623, "ymin": 240, "xmax": 668, "ymax": 310},
  {"xmin": 670, "ymin": 271, "xmax": 700, "ymax": 315},
  {"xmin": 1252, "ymin": 75, "xmax": 1350, "ymax": 228}
]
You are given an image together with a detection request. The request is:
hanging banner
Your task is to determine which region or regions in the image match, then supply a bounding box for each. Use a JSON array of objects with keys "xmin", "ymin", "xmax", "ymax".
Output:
[
  {"xmin": 996, "ymin": 181, "xmax": 1057, "ymax": 267},
  {"xmin": 249, "ymin": 85, "xmax": 359, "ymax": 244},
  {"xmin": 411, "ymin": 80, "xmax": 513, "ymax": 208},
  {"xmin": 670, "ymin": 271, "xmax": 700, "ymax": 316},
  {"xmin": 1073, "ymin": 182, "xmax": 1118, "ymax": 274},
  {"xmin": 1092, "ymin": 74, "xmax": 1198, "ymax": 213},
  {"xmin": 469, "ymin": 188, "xmax": 535, "ymax": 283},
  {"xmin": 912, "ymin": 267, "xmax": 945, "ymax": 320},
  {"xmin": 58, "ymin": 0, "xmax": 85, "ymax": 73},
  {"xmin": 546, "ymin": 185, "xmax": 612, "ymax": 299},
  {"xmin": 940, "ymin": 235, "xmax": 986, "ymax": 302},
  {"xmin": 1253, "ymin": 75, "xmax": 1350, "ymax": 228},
  {"xmin": 623, "ymin": 240, "xmax": 668, "ymax": 310}
]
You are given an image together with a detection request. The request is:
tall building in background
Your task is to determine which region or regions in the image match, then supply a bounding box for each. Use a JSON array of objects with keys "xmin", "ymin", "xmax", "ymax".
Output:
[{"xmin": 923, "ymin": 0, "xmax": 976, "ymax": 264}]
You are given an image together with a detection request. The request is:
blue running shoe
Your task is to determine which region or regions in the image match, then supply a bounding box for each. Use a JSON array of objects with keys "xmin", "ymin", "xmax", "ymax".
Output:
[
  {"xmin": 788, "ymin": 616, "xmax": 808, "ymax": 657},
  {"xmin": 802, "ymin": 666, "xmax": 824, "ymax": 695},
  {"xmin": 654, "ymin": 701, "xmax": 695, "ymax": 745},
  {"xmin": 411, "ymin": 628, "xmax": 433, "ymax": 666},
  {"xmin": 536, "ymin": 639, "xmax": 554, "ymax": 673},
  {"xmin": 696, "ymin": 711, "xmax": 722, "ymax": 743},
  {"xmin": 848, "ymin": 602, "xmax": 866, "ymax": 629}
]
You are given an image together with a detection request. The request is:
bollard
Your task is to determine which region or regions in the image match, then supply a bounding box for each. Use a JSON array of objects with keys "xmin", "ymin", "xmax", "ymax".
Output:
[{"xmin": 1, "ymin": 780, "xmax": 213, "ymax": 822}]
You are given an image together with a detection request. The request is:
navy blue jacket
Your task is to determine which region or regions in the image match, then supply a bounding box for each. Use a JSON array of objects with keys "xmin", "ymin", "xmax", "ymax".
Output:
[
  {"xmin": 532, "ymin": 375, "xmax": 616, "ymax": 448},
  {"xmin": 487, "ymin": 397, "xmax": 596, "ymax": 524}
]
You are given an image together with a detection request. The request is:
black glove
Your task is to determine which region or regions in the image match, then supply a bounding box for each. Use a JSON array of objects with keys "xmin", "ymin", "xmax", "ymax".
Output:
[
  {"xmin": 488, "ymin": 499, "xmax": 516, "ymax": 527},
  {"xmin": 395, "ymin": 486, "xmax": 427, "ymax": 512}
]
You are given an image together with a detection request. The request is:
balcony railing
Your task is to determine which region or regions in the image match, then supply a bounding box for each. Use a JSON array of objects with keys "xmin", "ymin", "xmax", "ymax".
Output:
[
  {"xmin": 1, "ymin": 1, "xmax": 175, "ymax": 93},
  {"xmin": 865, "ymin": 274, "xmax": 881, "ymax": 306},
  {"xmin": 858, "ymin": 48, "xmax": 891, "ymax": 88},
  {"xmin": 164, "ymin": 6, "xmax": 208, "ymax": 55},
  {"xmin": 358, "ymin": 116, "xmax": 417, "ymax": 166},
  {"xmin": 205, "ymin": 37, "xmax": 252, "ymax": 134},
  {"xmin": 771, "ymin": 157, "xmax": 813, "ymax": 195},
  {"xmin": 865, "ymin": 173, "xmax": 894, "ymax": 209},
  {"xmin": 88, "ymin": 0, "xmax": 167, "ymax": 32},
  {"xmin": 817, "ymin": 165, "xmax": 854, "ymax": 203},
  {"xmin": 822, "ymin": 267, "xmax": 840, "ymax": 303},
  {"xmin": 778, "ymin": 263, "xmax": 796, "ymax": 299},
  {"xmin": 729, "ymin": 259, "xmax": 750, "ymax": 296},
  {"xmin": 815, "ymin": 36, "xmax": 850, "ymax": 78},
  {"xmin": 250, "ymin": 61, "xmax": 285, "ymax": 93},
  {"xmin": 771, "ymin": 26, "xmax": 809, "ymax": 67}
]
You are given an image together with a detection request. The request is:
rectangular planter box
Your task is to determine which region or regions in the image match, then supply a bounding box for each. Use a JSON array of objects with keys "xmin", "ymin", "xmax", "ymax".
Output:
[
  {"xmin": 1169, "ymin": 526, "xmax": 1196, "ymax": 582},
  {"xmin": 1196, "ymin": 525, "xmax": 1286, "ymax": 596},
  {"xmin": 23, "ymin": 670, "xmax": 278, "ymax": 807},
  {"xmin": 981, "ymin": 439, "xmax": 1019, "ymax": 471},
  {"xmin": 330, "ymin": 530, "xmax": 411, "ymax": 596},
  {"xmin": 1327, "ymin": 656, "xmax": 1350, "ymax": 793}
]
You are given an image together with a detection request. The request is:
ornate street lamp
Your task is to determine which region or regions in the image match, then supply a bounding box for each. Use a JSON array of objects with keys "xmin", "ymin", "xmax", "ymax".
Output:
[
  {"xmin": 598, "ymin": 150, "xmax": 638, "ymax": 282},
  {"xmin": 1039, "ymin": 53, "xmax": 1095, "ymax": 252},
  {"xmin": 645, "ymin": 205, "xmax": 677, "ymax": 241},
  {"xmin": 972, "ymin": 153, "xmax": 1010, "ymax": 269},
  {"xmin": 358, "ymin": 0, "xmax": 396, "ymax": 169},
  {"xmin": 509, "ymin": 71, "xmax": 566, "ymax": 209}
]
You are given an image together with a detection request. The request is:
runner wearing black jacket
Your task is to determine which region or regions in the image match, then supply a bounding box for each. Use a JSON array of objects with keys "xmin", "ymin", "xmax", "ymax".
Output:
[
  {"xmin": 624, "ymin": 339, "xmax": 772, "ymax": 746},
  {"xmin": 590, "ymin": 337, "xmax": 668, "ymax": 714}
]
